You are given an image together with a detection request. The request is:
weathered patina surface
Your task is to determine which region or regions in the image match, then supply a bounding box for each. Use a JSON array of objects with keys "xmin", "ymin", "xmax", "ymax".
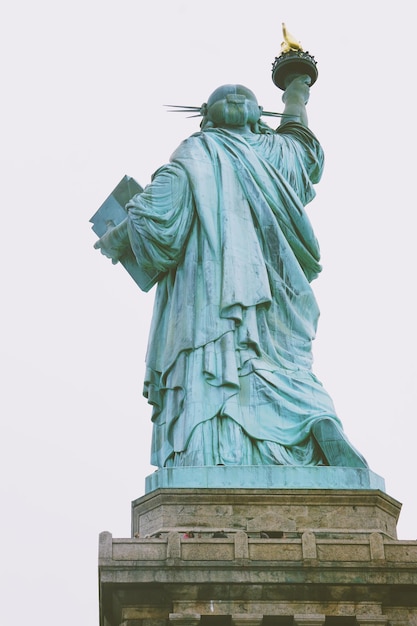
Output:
[{"xmin": 94, "ymin": 78, "xmax": 367, "ymax": 471}]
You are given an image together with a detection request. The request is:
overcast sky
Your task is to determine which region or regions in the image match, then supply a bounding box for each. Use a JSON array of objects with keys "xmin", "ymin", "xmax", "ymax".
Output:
[{"xmin": 1, "ymin": 1, "xmax": 416, "ymax": 624}]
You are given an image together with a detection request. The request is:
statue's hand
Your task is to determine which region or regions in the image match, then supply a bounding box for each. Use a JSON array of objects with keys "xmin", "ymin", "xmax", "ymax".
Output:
[
  {"xmin": 282, "ymin": 74, "xmax": 311, "ymax": 105},
  {"xmin": 94, "ymin": 219, "xmax": 129, "ymax": 265}
]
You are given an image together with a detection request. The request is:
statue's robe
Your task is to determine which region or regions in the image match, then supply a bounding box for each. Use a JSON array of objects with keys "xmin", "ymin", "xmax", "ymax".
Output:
[{"xmin": 126, "ymin": 122, "xmax": 342, "ymax": 468}]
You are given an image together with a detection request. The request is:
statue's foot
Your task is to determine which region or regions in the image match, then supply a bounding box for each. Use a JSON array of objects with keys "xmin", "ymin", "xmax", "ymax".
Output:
[{"xmin": 312, "ymin": 418, "xmax": 368, "ymax": 468}]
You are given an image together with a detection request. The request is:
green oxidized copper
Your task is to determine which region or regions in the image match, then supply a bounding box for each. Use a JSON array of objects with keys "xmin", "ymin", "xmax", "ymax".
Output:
[{"xmin": 93, "ymin": 77, "xmax": 370, "ymax": 478}]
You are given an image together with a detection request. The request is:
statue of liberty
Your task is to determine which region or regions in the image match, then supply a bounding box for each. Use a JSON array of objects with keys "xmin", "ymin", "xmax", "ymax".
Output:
[{"xmin": 94, "ymin": 73, "xmax": 368, "ymax": 471}]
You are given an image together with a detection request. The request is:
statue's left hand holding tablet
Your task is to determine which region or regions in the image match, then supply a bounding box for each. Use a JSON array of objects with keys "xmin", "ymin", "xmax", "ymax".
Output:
[{"xmin": 94, "ymin": 218, "xmax": 129, "ymax": 265}]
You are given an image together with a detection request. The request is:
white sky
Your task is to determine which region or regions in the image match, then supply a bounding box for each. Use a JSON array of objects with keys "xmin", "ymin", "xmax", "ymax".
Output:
[{"xmin": 1, "ymin": 1, "xmax": 416, "ymax": 624}]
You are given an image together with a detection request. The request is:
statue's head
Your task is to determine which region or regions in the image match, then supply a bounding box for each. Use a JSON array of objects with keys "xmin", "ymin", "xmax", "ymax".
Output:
[{"xmin": 201, "ymin": 84, "xmax": 262, "ymax": 130}]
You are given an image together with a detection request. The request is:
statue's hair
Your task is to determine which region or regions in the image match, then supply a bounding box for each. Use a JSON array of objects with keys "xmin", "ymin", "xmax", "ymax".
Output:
[
  {"xmin": 200, "ymin": 84, "xmax": 264, "ymax": 131},
  {"xmin": 201, "ymin": 116, "xmax": 275, "ymax": 135}
]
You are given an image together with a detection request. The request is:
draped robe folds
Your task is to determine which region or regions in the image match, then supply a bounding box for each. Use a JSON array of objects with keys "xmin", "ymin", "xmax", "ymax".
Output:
[{"xmin": 126, "ymin": 122, "xmax": 343, "ymax": 468}]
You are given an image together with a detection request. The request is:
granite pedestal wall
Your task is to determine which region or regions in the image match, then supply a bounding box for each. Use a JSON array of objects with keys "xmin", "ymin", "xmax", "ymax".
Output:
[{"xmin": 99, "ymin": 469, "xmax": 417, "ymax": 626}]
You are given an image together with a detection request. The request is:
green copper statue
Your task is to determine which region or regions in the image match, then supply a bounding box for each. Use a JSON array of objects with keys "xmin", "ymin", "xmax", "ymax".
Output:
[{"xmin": 94, "ymin": 75, "xmax": 368, "ymax": 470}]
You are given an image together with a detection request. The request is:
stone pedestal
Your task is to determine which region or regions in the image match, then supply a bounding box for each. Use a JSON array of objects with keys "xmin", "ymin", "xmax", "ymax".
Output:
[
  {"xmin": 131, "ymin": 487, "xmax": 399, "ymax": 539},
  {"xmin": 99, "ymin": 484, "xmax": 417, "ymax": 626}
]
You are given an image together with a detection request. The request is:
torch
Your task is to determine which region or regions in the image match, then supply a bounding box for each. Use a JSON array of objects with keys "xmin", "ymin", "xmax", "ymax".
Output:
[{"xmin": 272, "ymin": 23, "xmax": 318, "ymax": 90}]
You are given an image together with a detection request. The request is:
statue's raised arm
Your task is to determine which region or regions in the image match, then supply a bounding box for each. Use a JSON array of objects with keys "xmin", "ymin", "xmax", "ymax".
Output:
[{"xmin": 281, "ymin": 74, "xmax": 311, "ymax": 126}]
